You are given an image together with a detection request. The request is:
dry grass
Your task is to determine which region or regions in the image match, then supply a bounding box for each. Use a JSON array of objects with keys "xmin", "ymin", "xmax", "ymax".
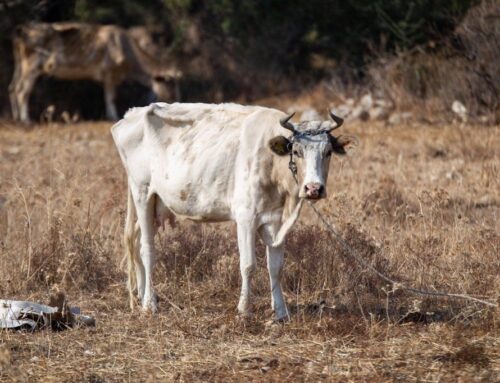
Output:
[{"xmin": 0, "ymin": 118, "xmax": 498, "ymax": 382}]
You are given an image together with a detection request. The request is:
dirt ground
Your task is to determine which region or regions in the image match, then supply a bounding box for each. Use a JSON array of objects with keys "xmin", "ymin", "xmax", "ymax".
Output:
[{"xmin": 0, "ymin": 118, "xmax": 498, "ymax": 382}]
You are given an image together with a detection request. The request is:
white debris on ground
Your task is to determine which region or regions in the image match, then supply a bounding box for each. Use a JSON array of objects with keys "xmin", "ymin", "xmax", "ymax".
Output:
[
  {"xmin": 0, "ymin": 293, "xmax": 95, "ymax": 331},
  {"xmin": 0, "ymin": 300, "xmax": 58, "ymax": 329}
]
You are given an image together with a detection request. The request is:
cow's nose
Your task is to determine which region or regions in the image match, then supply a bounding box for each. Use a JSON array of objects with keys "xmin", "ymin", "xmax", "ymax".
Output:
[{"xmin": 304, "ymin": 183, "xmax": 324, "ymax": 199}]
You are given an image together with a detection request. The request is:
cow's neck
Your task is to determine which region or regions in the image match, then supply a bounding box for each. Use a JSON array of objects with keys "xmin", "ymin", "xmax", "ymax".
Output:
[
  {"xmin": 128, "ymin": 42, "xmax": 164, "ymax": 83},
  {"xmin": 269, "ymin": 152, "xmax": 302, "ymax": 228},
  {"xmin": 271, "ymin": 154, "xmax": 300, "ymax": 200},
  {"xmin": 129, "ymin": 69, "xmax": 154, "ymax": 88}
]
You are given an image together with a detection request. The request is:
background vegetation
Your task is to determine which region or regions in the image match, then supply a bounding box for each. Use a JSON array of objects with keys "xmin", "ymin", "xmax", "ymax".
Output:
[{"xmin": 1, "ymin": 0, "xmax": 494, "ymax": 120}]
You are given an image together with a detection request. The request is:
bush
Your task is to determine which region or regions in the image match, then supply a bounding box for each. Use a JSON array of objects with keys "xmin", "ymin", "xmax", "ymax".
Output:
[
  {"xmin": 0, "ymin": 0, "xmax": 478, "ymax": 117},
  {"xmin": 368, "ymin": 0, "xmax": 499, "ymax": 119}
]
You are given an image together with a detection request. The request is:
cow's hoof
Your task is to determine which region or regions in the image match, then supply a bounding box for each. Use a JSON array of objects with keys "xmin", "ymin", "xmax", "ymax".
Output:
[
  {"xmin": 265, "ymin": 318, "xmax": 288, "ymax": 329},
  {"xmin": 236, "ymin": 311, "xmax": 254, "ymax": 323},
  {"xmin": 237, "ymin": 301, "xmax": 252, "ymax": 319},
  {"xmin": 140, "ymin": 305, "xmax": 157, "ymax": 315},
  {"xmin": 273, "ymin": 306, "xmax": 290, "ymax": 322},
  {"xmin": 141, "ymin": 293, "xmax": 158, "ymax": 314},
  {"xmin": 275, "ymin": 315, "xmax": 290, "ymax": 323},
  {"xmin": 266, "ymin": 315, "xmax": 289, "ymax": 327}
]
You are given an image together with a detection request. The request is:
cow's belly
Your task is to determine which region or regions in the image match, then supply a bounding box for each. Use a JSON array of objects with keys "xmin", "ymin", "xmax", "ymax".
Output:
[
  {"xmin": 151, "ymin": 155, "xmax": 235, "ymax": 223},
  {"xmin": 155, "ymin": 187, "xmax": 232, "ymax": 222},
  {"xmin": 50, "ymin": 66, "xmax": 100, "ymax": 80}
]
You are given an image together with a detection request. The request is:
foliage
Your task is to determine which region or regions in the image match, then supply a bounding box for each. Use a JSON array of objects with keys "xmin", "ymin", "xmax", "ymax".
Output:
[
  {"xmin": 0, "ymin": 0, "xmax": 481, "ymax": 116},
  {"xmin": 158, "ymin": 0, "xmax": 478, "ymax": 69},
  {"xmin": 1, "ymin": 0, "xmax": 477, "ymax": 66}
]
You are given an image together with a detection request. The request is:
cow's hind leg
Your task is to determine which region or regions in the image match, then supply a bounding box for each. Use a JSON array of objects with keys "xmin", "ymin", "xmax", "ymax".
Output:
[
  {"xmin": 236, "ymin": 219, "xmax": 257, "ymax": 317},
  {"xmin": 128, "ymin": 222, "xmax": 144, "ymax": 307},
  {"xmin": 259, "ymin": 223, "xmax": 289, "ymax": 321},
  {"xmin": 131, "ymin": 222, "xmax": 145, "ymax": 302},
  {"xmin": 130, "ymin": 185, "xmax": 158, "ymax": 312},
  {"xmin": 123, "ymin": 186, "xmax": 145, "ymax": 309}
]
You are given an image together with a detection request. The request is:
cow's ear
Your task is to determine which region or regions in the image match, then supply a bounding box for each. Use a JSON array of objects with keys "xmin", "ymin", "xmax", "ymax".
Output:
[
  {"xmin": 331, "ymin": 135, "xmax": 359, "ymax": 155},
  {"xmin": 269, "ymin": 136, "xmax": 291, "ymax": 156}
]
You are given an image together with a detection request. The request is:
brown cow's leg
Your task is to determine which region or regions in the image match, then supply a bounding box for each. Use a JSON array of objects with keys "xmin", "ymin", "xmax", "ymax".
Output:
[
  {"xmin": 104, "ymin": 78, "xmax": 119, "ymax": 120},
  {"xmin": 17, "ymin": 72, "xmax": 39, "ymax": 123},
  {"xmin": 9, "ymin": 68, "xmax": 21, "ymax": 120},
  {"xmin": 174, "ymin": 80, "xmax": 181, "ymax": 101}
]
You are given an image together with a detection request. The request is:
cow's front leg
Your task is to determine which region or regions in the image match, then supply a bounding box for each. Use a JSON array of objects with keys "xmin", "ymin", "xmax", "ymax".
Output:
[
  {"xmin": 236, "ymin": 220, "xmax": 257, "ymax": 317},
  {"xmin": 9, "ymin": 67, "xmax": 21, "ymax": 120},
  {"xmin": 103, "ymin": 78, "xmax": 119, "ymax": 120},
  {"xmin": 259, "ymin": 223, "xmax": 289, "ymax": 321},
  {"xmin": 16, "ymin": 72, "xmax": 39, "ymax": 123}
]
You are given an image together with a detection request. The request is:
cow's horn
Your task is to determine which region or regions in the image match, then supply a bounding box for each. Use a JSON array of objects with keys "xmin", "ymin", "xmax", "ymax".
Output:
[
  {"xmin": 324, "ymin": 111, "xmax": 344, "ymax": 132},
  {"xmin": 280, "ymin": 112, "xmax": 296, "ymax": 133}
]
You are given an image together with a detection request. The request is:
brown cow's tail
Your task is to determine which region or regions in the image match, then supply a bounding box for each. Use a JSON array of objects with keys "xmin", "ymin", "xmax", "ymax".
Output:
[{"xmin": 122, "ymin": 185, "xmax": 140, "ymax": 310}]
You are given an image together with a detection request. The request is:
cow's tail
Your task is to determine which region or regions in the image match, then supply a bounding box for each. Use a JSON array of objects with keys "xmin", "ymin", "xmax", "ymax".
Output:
[{"xmin": 122, "ymin": 185, "xmax": 139, "ymax": 310}]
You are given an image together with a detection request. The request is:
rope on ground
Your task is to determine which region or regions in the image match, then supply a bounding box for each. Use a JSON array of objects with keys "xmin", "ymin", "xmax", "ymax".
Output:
[{"xmin": 306, "ymin": 200, "xmax": 498, "ymax": 308}]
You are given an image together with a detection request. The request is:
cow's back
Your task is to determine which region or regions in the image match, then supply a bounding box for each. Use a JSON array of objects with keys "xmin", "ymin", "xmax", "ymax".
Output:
[
  {"xmin": 154, "ymin": 103, "xmax": 256, "ymax": 219},
  {"xmin": 14, "ymin": 22, "xmax": 135, "ymax": 79},
  {"xmin": 112, "ymin": 102, "xmax": 281, "ymax": 221}
]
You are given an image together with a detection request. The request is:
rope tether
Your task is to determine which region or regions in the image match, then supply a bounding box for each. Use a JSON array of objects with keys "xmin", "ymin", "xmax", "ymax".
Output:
[{"xmin": 287, "ymin": 139, "xmax": 498, "ymax": 308}]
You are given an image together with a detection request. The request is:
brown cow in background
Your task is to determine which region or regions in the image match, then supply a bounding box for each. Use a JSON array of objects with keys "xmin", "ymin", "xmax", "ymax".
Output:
[{"xmin": 9, "ymin": 22, "xmax": 182, "ymax": 122}]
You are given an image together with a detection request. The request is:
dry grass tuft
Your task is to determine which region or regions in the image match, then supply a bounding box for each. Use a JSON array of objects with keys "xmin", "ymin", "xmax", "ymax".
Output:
[{"xmin": 0, "ymin": 119, "xmax": 498, "ymax": 381}]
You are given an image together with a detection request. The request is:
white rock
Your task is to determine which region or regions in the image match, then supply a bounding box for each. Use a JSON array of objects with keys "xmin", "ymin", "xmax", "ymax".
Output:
[
  {"xmin": 345, "ymin": 98, "xmax": 355, "ymax": 106},
  {"xmin": 330, "ymin": 104, "xmax": 352, "ymax": 120},
  {"xmin": 374, "ymin": 99, "xmax": 392, "ymax": 108},
  {"xmin": 451, "ymin": 100, "xmax": 467, "ymax": 122},
  {"xmin": 300, "ymin": 108, "xmax": 321, "ymax": 121},
  {"xmin": 388, "ymin": 112, "xmax": 413, "ymax": 125},
  {"xmin": 350, "ymin": 105, "xmax": 365, "ymax": 120},
  {"xmin": 359, "ymin": 93, "xmax": 373, "ymax": 111},
  {"xmin": 369, "ymin": 106, "xmax": 389, "ymax": 121}
]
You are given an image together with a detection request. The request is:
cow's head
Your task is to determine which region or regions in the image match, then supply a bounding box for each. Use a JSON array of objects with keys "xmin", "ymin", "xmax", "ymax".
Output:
[
  {"xmin": 269, "ymin": 112, "xmax": 357, "ymax": 200},
  {"xmin": 152, "ymin": 68, "xmax": 183, "ymax": 101}
]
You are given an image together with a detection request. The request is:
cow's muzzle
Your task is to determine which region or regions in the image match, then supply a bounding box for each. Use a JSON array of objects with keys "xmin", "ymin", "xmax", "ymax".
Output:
[{"xmin": 304, "ymin": 183, "xmax": 325, "ymax": 200}]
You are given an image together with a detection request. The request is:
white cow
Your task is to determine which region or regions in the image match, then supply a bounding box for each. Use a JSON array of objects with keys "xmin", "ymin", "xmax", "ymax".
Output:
[{"xmin": 111, "ymin": 102, "xmax": 357, "ymax": 320}]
